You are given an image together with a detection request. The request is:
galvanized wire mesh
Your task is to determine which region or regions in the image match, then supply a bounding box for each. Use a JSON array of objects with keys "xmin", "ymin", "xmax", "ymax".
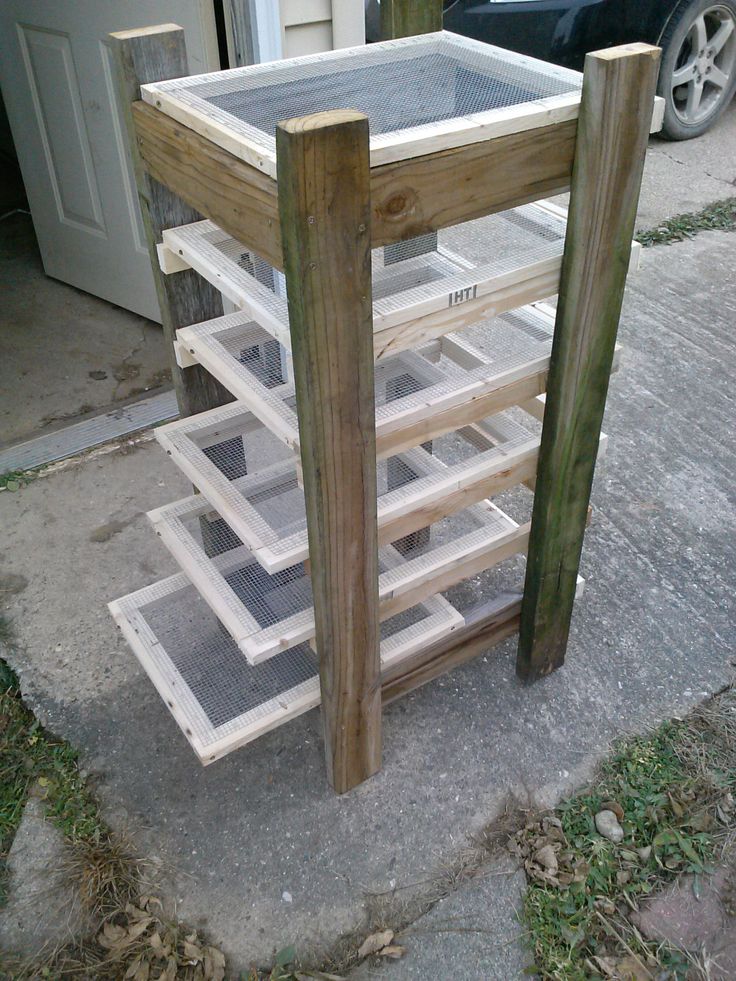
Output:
[
  {"xmin": 180, "ymin": 306, "xmax": 554, "ymax": 456},
  {"xmin": 143, "ymin": 32, "xmax": 581, "ymax": 165},
  {"xmin": 150, "ymin": 487, "xmax": 517, "ymax": 660},
  {"xmin": 155, "ymin": 405, "xmax": 537, "ymax": 574},
  {"xmin": 111, "ymin": 568, "xmax": 463, "ymax": 759},
  {"xmin": 169, "ymin": 202, "xmax": 565, "ymax": 345}
]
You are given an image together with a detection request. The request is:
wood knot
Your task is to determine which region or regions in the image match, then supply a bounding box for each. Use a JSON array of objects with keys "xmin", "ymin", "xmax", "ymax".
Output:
[{"xmin": 377, "ymin": 187, "xmax": 417, "ymax": 223}]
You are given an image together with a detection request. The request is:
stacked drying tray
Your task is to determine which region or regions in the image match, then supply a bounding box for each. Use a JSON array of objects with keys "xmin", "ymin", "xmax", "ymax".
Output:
[{"xmin": 109, "ymin": 32, "xmax": 638, "ymax": 766}]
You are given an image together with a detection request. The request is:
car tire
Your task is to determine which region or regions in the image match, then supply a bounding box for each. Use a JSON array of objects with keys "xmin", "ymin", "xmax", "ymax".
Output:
[{"xmin": 657, "ymin": 0, "xmax": 736, "ymax": 139}]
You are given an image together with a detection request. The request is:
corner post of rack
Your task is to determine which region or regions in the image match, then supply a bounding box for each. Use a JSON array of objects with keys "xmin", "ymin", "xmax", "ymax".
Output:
[
  {"xmin": 108, "ymin": 24, "xmax": 232, "ymax": 418},
  {"xmin": 276, "ymin": 110, "xmax": 382, "ymax": 793},
  {"xmin": 516, "ymin": 43, "xmax": 661, "ymax": 683},
  {"xmin": 381, "ymin": 0, "xmax": 443, "ymax": 39}
]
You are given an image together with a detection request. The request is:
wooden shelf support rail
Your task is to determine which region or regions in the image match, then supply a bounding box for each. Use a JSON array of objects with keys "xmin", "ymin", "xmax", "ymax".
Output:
[
  {"xmin": 277, "ymin": 110, "xmax": 382, "ymax": 794},
  {"xmin": 517, "ymin": 43, "xmax": 661, "ymax": 682}
]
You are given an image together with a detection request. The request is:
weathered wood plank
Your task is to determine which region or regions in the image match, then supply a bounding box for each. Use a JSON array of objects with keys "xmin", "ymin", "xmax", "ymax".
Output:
[
  {"xmin": 133, "ymin": 98, "xmax": 577, "ymax": 256},
  {"xmin": 382, "ymin": 593, "xmax": 522, "ymax": 704},
  {"xmin": 380, "ymin": 0, "xmax": 443, "ymax": 39},
  {"xmin": 277, "ymin": 109, "xmax": 381, "ymax": 793},
  {"xmin": 132, "ymin": 100, "xmax": 282, "ymax": 269},
  {"xmin": 109, "ymin": 25, "xmax": 232, "ymax": 417},
  {"xmin": 375, "ymin": 363, "xmax": 548, "ymax": 458},
  {"xmin": 370, "ymin": 119, "xmax": 577, "ymax": 246},
  {"xmin": 517, "ymin": 43, "xmax": 660, "ymax": 682},
  {"xmin": 377, "ymin": 442, "xmax": 539, "ymax": 546}
]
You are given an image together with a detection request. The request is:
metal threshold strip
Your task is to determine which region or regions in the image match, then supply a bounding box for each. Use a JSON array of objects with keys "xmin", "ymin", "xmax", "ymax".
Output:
[{"xmin": 0, "ymin": 390, "xmax": 178, "ymax": 476}]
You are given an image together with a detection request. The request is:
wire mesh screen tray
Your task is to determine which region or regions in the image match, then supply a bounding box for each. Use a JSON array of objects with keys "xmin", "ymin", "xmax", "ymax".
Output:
[
  {"xmin": 141, "ymin": 31, "xmax": 582, "ymax": 176},
  {"xmin": 177, "ymin": 304, "xmax": 555, "ymax": 459},
  {"xmin": 161, "ymin": 201, "xmax": 568, "ymax": 358},
  {"xmin": 148, "ymin": 485, "xmax": 527, "ymax": 663},
  {"xmin": 155, "ymin": 404, "xmax": 539, "ymax": 573},
  {"xmin": 109, "ymin": 574, "xmax": 462, "ymax": 764}
]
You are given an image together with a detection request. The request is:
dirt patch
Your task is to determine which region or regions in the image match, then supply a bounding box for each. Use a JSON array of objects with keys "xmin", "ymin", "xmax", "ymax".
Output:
[
  {"xmin": 88, "ymin": 514, "xmax": 139, "ymax": 544},
  {"xmin": 0, "ymin": 573, "xmax": 28, "ymax": 597},
  {"xmin": 112, "ymin": 362, "xmax": 141, "ymax": 384},
  {"xmin": 632, "ymin": 853, "xmax": 736, "ymax": 979}
]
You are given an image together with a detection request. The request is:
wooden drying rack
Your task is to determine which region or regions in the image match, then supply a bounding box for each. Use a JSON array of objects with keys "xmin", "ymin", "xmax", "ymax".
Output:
[{"xmin": 110, "ymin": 10, "xmax": 660, "ymax": 793}]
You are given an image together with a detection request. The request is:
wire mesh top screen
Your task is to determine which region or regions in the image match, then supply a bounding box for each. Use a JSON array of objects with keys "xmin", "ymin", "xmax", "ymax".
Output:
[{"xmin": 142, "ymin": 33, "xmax": 581, "ymax": 173}]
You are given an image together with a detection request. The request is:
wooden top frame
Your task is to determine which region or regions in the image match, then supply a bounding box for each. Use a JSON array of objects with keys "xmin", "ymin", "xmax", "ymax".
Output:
[
  {"xmin": 141, "ymin": 31, "xmax": 584, "ymax": 177},
  {"xmin": 131, "ymin": 33, "xmax": 663, "ymax": 269}
]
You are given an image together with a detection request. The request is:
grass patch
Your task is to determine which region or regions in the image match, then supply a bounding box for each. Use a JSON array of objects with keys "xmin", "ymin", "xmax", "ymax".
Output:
[
  {"xmin": 0, "ymin": 616, "xmax": 232, "ymax": 980},
  {"xmin": 636, "ymin": 196, "xmax": 736, "ymax": 247},
  {"xmin": 519, "ymin": 687, "xmax": 736, "ymax": 979},
  {"xmin": 0, "ymin": 614, "xmax": 105, "ymax": 914},
  {"xmin": 0, "ymin": 660, "xmax": 101, "ymax": 863}
]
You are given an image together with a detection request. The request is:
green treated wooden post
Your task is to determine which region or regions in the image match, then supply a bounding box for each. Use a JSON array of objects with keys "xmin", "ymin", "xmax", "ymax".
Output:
[
  {"xmin": 381, "ymin": 0, "xmax": 443, "ymax": 38},
  {"xmin": 277, "ymin": 110, "xmax": 381, "ymax": 793},
  {"xmin": 517, "ymin": 43, "xmax": 661, "ymax": 682}
]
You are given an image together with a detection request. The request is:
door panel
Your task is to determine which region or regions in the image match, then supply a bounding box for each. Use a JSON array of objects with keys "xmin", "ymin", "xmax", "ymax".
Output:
[
  {"xmin": 0, "ymin": 1, "xmax": 219, "ymax": 321},
  {"xmin": 18, "ymin": 25, "xmax": 107, "ymax": 234}
]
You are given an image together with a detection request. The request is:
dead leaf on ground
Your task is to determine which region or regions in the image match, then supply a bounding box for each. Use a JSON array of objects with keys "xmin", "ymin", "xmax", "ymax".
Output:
[
  {"xmin": 379, "ymin": 945, "xmax": 405, "ymax": 959},
  {"xmin": 591, "ymin": 955, "xmax": 617, "ymax": 977},
  {"xmin": 126, "ymin": 917, "xmax": 153, "ymax": 942},
  {"xmin": 601, "ymin": 800, "xmax": 625, "ymax": 821},
  {"xmin": 99, "ymin": 922, "xmax": 128, "ymax": 948},
  {"xmin": 357, "ymin": 929, "xmax": 394, "ymax": 959},
  {"xmin": 615, "ymin": 954, "xmax": 653, "ymax": 980},
  {"xmin": 203, "ymin": 947, "xmax": 226, "ymax": 981},
  {"xmin": 183, "ymin": 939, "xmax": 204, "ymax": 961},
  {"xmin": 125, "ymin": 954, "xmax": 151, "ymax": 981},
  {"xmin": 162, "ymin": 955, "xmax": 178, "ymax": 980},
  {"xmin": 534, "ymin": 844, "xmax": 558, "ymax": 871}
]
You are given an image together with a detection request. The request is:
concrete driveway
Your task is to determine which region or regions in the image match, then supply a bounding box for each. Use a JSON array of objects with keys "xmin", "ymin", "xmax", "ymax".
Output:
[{"xmin": 0, "ymin": 104, "xmax": 734, "ymax": 975}]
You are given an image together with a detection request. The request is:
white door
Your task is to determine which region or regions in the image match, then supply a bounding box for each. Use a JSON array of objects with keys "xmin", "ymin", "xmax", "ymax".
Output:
[{"xmin": 0, "ymin": 1, "xmax": 220, "ymax": 322}]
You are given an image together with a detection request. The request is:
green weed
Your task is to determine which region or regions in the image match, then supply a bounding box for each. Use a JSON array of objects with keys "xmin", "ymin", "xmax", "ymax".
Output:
[
  {"xmin": 636, "ymin": 196, "xmax": 736, "ymax": 247},
  {"xmin": 521, "ymin": 694, "xmax": 736, "ymax": 979}
]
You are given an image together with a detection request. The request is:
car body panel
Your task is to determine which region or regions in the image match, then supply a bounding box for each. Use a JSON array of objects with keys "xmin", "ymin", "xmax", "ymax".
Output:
[{"xmin": 443, "ymin": 0, "xmax": 677, "ymax": 69}]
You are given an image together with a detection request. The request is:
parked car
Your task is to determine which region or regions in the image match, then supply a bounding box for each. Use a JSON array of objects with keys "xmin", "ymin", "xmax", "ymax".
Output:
[{"xmin": 366, "ymin": 0, "xmax": 736, "ymax": 140}]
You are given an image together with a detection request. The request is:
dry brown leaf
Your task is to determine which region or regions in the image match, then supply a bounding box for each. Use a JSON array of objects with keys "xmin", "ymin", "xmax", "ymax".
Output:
[
  {"xmin": 127, "ymin": 918, "xmax": 154, "ymax": 942},
  {"xmin": 140, "ymin": 894, "xmax": 163, "ymax": 911},
  {"xmin": 126, "ymin": 903, "xmax": 151, "ymax": 920},
  {"xmin": 203, "ymin": 948, "xmax": 226, "ymax": 981},
  {"xmin": 357, "ymin": 929, "xmax": 394, "ymax": 959},
  {"xmin": 126, "ymin": 955, "xmax": 144, "ymax": 979},
  {"xmin": 126, "ymin": 955, "xmax": 152, "ymax": 981},
  {"xmin": 615, "ymin": 954, "xmax": 652, "ymax": 980},
  {"xmin": 99, "ymin": 922, "xmax": 128, "ymax": 948},
  {"xmin": 601, "ymin": 800, "xmax": 625, "ymax": 821},
  {"xmin": 534, "ymin": 844, "xmax": 559, "ymax": 871},
  {"xmin": 184, "ymin": 940, "xmax": 204, "ymax": 962},
  {"xmin": 592, "ymin": 955, "xmax": 617, "ymax": 977},
  {"xmin": 378, "ymin": 945, "xmax": 405, "ymax": 959},
  {"xmin": 162, "ymin": 956, "xmax": 178, "ymax": 980}
]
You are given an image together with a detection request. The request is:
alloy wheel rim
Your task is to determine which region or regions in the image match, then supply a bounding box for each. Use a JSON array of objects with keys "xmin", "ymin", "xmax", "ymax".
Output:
[{"xmin": 671, "ymin": 4, "xmax": 736, "ymax": 123}]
